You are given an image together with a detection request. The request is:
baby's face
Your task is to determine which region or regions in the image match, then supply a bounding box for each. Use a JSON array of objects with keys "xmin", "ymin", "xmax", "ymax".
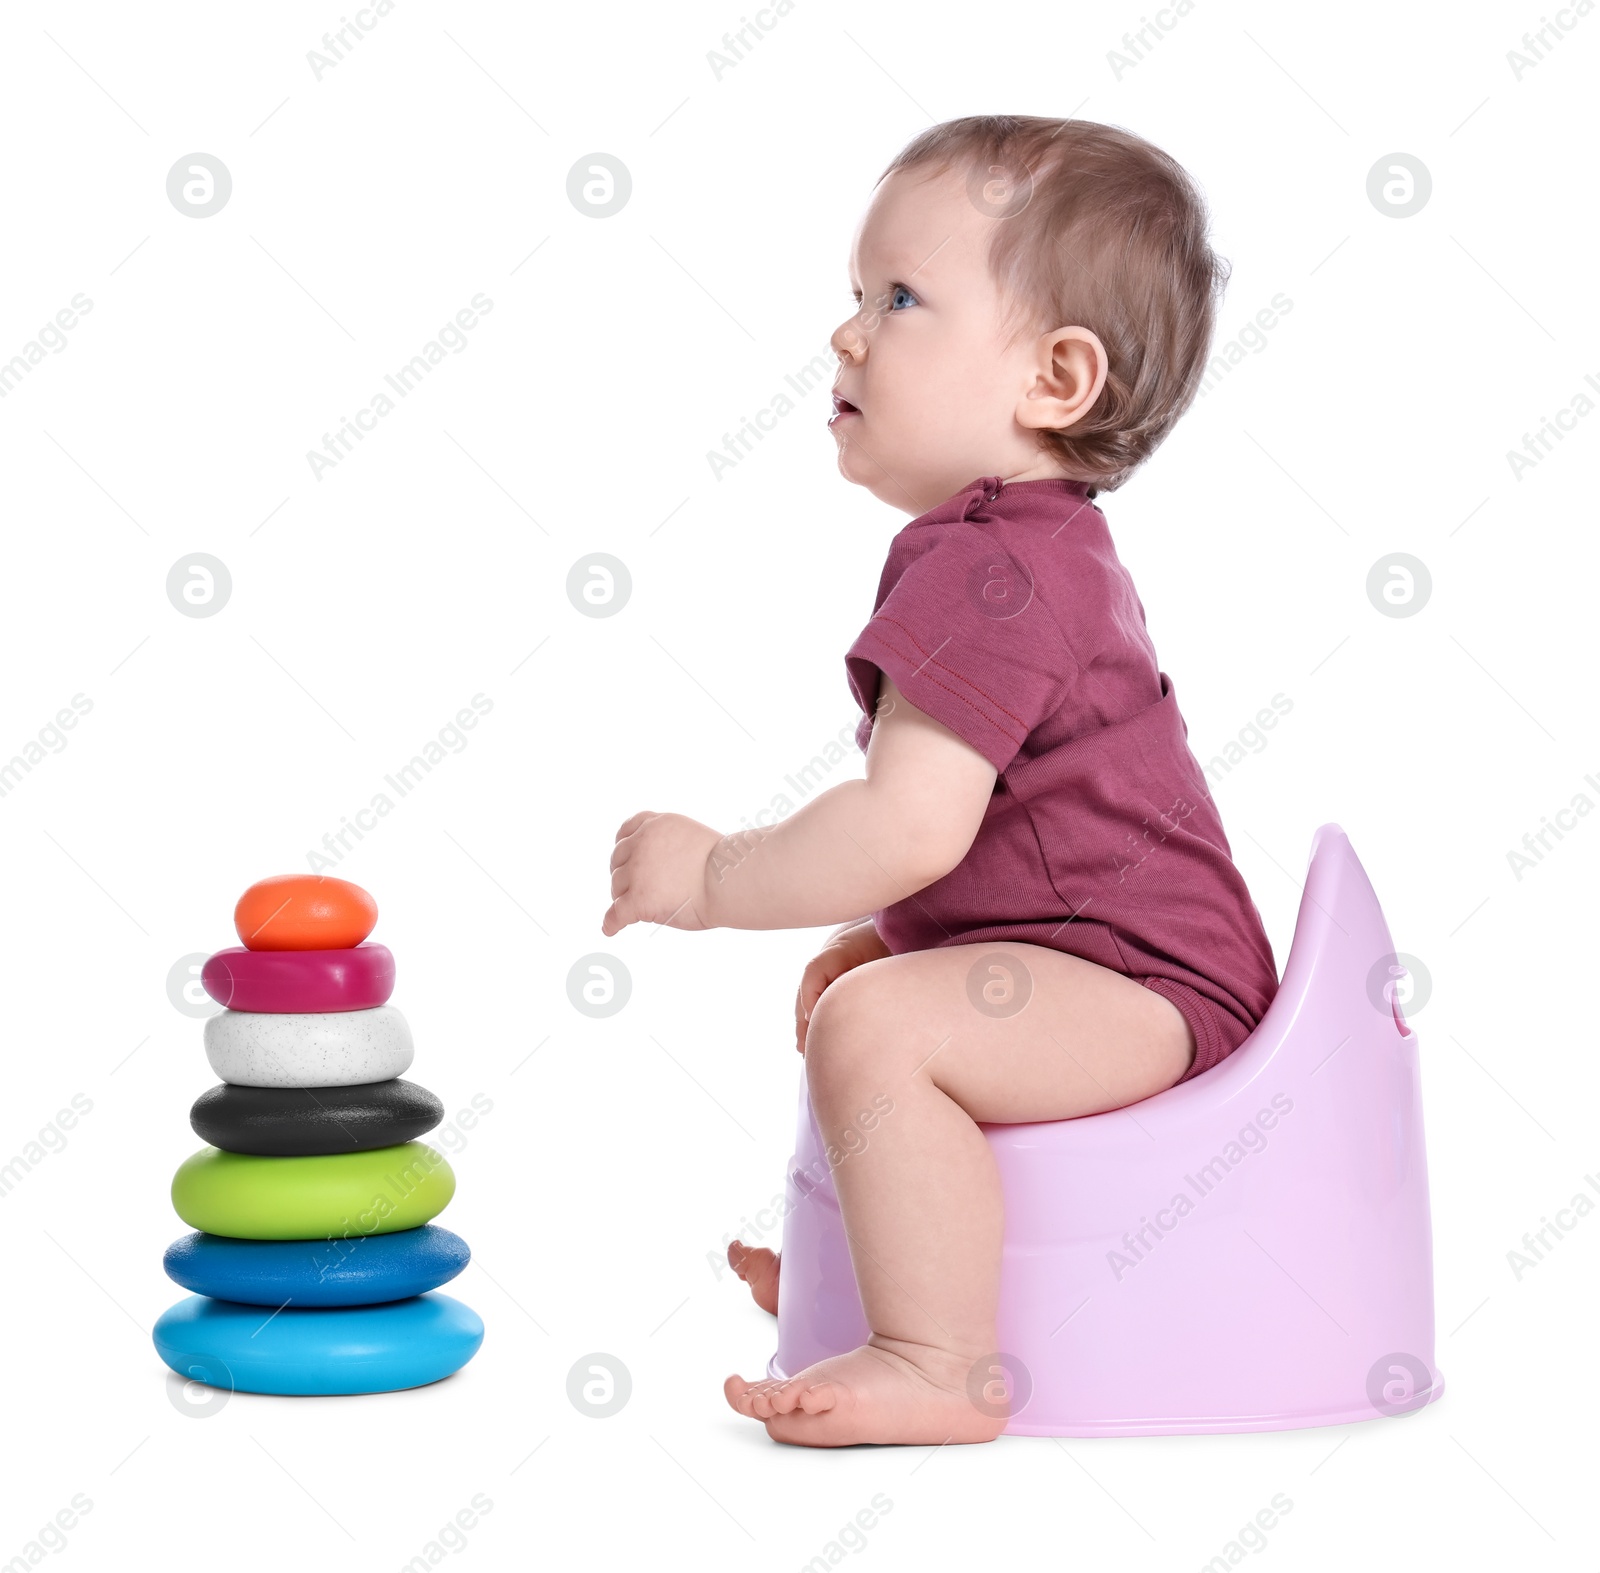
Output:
[{"xmin": 829, "ymin": 163, "xmax": 1073, "ymax": 515}]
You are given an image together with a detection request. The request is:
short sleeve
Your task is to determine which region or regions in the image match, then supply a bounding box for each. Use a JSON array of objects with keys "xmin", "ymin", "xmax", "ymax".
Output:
[{"xmin": 845, "ymin": 529, "xmax": 1076, "ymax": 773}]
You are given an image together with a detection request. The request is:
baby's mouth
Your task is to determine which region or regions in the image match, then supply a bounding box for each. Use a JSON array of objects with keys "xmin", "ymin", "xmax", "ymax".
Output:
[{"xmin": 829, "ymin": 392, "xmax": 861, "ymax": 426}]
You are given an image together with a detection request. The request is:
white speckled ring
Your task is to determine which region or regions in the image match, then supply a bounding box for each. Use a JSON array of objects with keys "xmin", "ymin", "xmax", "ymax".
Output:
[{"xmin": 203, "ymin": 1005, "xmax": 414, "ymax": 1089}]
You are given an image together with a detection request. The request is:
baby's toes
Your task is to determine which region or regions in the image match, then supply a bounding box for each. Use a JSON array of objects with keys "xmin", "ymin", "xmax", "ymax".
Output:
[
  {"xmin": 723, "ymin": 1374, "xmax": 761, "ymax": 1416},
  {"xmin": 795, "ymin": 1380, "xmax": 838, "ymax": 1415},
  {"xmin": 767, "ymin": 1377, "xmax": 827, "ymax": 1416},
  {"xmin": 748, "ymin": 1381, "xmax": 787, "ymax": 1419}
]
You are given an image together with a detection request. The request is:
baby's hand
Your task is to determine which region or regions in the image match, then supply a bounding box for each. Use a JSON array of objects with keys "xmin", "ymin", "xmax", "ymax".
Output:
[{"xmin": 603, "ymin": 811, "xmax": 724, "ymax": 936}]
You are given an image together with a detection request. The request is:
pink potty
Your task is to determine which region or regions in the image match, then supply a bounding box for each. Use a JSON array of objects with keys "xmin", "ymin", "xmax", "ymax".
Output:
[{"xmin": 769, "ymin": 823, "xmax": 1445, "ymax": 1435}]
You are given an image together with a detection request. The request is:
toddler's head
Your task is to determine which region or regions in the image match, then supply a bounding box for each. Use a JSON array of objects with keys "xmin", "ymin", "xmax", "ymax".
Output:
[{"xmin": 828, "ymin": 115, "xmax": 1229, "ymax": 514}]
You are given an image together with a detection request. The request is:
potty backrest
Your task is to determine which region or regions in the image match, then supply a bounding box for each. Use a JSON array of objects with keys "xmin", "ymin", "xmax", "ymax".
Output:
[{"xmin": 1226, "ymin": 821, "xmax": 1408, "ymax": 1082}]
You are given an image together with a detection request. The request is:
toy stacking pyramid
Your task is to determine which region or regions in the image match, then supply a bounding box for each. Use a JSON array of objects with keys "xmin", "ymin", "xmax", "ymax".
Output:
[{"xmin": 153, "ymin": 875, "xmax": 484, "ymax": 1396}]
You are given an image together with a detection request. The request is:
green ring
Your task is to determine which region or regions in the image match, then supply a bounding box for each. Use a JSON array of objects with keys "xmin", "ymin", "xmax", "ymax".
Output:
[{"xmin": 171, "ymin": 1142, "xmax": 455, "ymax": 1240}]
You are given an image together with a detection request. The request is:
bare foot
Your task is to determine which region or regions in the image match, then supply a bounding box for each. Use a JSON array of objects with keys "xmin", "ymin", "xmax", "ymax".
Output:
[
  {"xmin": 723, "ymin": 1342, "xmax": 1007, "ymax": 1447},
  {"xmin": 726, "ymin": 1240, "xmax": 780, "ymax": 1315}
]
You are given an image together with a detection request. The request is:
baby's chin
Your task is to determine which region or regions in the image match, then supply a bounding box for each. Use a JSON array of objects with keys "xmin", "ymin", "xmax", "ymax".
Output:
[
  {"xmin": 833, "ymin": 437, "xmax": 974, "ymax": 516},
  {"xmin": 830, "ymin": 429, "xmax": 922, "ymax": 508},
  {"xmin": 835, "ymin": 448, "xmax": 914, "ymax": 511}
]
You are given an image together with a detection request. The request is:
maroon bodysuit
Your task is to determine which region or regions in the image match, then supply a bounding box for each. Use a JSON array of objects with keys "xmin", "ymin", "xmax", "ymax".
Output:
[{"xmin": 845, "ymin": 474, "xmax": 1279, "ymax": 1082}]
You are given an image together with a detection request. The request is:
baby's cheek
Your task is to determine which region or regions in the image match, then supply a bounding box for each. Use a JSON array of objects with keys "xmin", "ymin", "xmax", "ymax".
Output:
[{"xmin": 913, "ymin": 364, "xmax": 974, "ymax": 426}]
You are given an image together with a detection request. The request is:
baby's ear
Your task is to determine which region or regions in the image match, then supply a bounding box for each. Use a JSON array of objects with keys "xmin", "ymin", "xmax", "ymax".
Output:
[{"xmin": 1016, "ymin": 326, "xmax": 1108, "ymax": 432}]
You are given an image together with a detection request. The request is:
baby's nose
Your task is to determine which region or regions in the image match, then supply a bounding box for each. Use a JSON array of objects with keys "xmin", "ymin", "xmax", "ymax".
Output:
[{"xmin": 831, "ymin": 316, "xmax": 868, "ymax": 362}]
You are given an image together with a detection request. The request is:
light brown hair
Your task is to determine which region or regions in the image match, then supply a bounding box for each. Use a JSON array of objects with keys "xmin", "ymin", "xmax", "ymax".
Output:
[{"xmin": 879, "ymin": 116, "xmax": 1230, "ymax": 494}]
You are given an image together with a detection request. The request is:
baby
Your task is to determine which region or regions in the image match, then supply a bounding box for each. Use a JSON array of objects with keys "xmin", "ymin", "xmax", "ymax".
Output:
[{"xmin": 603, "ymin": 116, "xmax": 1279, "ymax": 1447}]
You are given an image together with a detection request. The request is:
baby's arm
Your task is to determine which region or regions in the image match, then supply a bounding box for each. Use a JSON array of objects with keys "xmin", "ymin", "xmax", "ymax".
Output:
[{"xmin": 602, "ymin": 676, "xmax": 996, "ymax": 936}]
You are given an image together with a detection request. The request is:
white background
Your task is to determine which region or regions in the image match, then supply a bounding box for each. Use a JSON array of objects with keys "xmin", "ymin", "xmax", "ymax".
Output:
[{"xmin": 1, "ymin": 0, "xmax": 1595, "ymax": 1568}]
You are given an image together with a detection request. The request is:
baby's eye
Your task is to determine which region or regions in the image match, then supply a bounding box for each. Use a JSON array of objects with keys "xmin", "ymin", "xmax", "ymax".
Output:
[{"xmin": 887, "ymin": 284, "xmax": 917, "ymax": 311}]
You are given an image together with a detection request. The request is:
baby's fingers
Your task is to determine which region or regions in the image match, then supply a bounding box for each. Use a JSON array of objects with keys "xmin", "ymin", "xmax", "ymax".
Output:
[
  {"xmin": 602, "ymin": 882, "xmax": 634, "ymax": 936},
  {"xmin": 794, "ymin": 979, "xmax": 818, "ymax": 1054},
  {"xmin": 794, "ymin": 965, "xmax": 833, "ymax": 1054}
]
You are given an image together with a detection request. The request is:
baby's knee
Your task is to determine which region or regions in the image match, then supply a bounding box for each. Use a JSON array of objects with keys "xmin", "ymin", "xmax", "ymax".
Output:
[{"xmin": 804, "ymin": 967, "xmax": 896, "ymax": 1099}]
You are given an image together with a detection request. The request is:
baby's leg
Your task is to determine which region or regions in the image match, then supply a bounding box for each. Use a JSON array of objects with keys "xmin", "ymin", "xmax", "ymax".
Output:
[
  {"xmin": 726, "ymin": 1239, "xmax": 779, "ymax": 1314},
  {"xmin": 724, "ymin": 943, "xmax": 1195, "ymax": 1446}
]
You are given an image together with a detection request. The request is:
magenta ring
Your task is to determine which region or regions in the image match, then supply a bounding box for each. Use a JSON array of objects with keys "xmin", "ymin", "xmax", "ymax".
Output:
[{"xmin": 201, "ymin": 944, "xmax": 396, "ymax": 1013}]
